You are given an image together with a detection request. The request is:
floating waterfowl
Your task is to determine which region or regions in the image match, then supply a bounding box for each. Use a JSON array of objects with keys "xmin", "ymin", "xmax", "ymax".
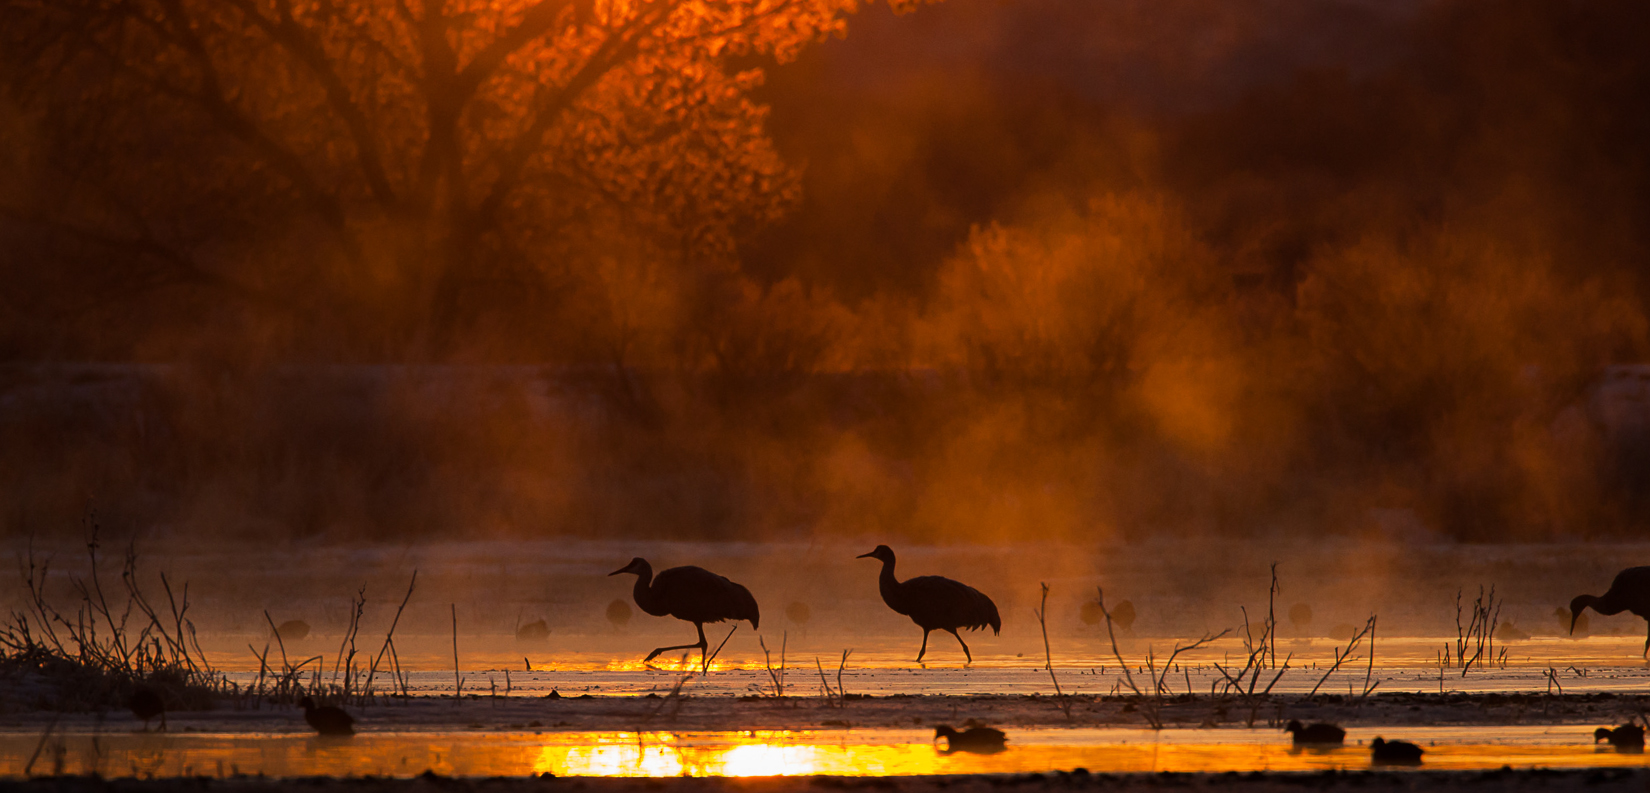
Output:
[
  {"xmin": 1595, "ymin": 723, "xmax": 1646, "ymax": 749},
  {"xmin": 128, "ymin": 688, "xmax": 165, "ymax": 732},
  {"xmin": 1370, "ymin": 737, "xmax": 1423, "ymax": 764},
  {"xmin": 299, "ymin": 696, "xmax": 355, "ymax": 736},
  {"xmin": 1284, "ymin": 719, "xmax": 1344, "ymax": 745},
  {"xmin": 934, "ymin": 724, "xmax": 1007, "ymax": 754}
]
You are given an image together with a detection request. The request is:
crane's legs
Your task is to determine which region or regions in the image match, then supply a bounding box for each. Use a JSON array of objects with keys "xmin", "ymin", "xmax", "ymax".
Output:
[
  {"xmin": 917, "ymin": 630, "xmax": 931, "ymax": 662},
  {"xmin": 947, "ymin": 628, "xmax": 973, "ymax": 663},
  {"xmin": 1642, "ymin": 620, "xmax": 1649, "ymax": 658},
  {"xmin": 644, "ymin": 622, "xmax": 710, "ymax": 670}
]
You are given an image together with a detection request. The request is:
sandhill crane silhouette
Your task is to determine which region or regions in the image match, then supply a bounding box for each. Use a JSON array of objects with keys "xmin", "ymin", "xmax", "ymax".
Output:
[
  {"xmin": 1570, "ymin": 566, "xmax": 1650, "ymax": 655},
  {"xmin": 609, "ymin": 557, "xmax": 759, "ymax": 669},
  {"xmin": 857, "ymin": 545, "xmax": 1000, "ymax": 663}
]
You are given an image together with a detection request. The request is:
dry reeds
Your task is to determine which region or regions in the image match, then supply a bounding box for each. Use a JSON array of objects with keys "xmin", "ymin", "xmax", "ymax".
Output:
[
  {"xmin": 246, "ymin": 571, "xmax": 416, "ymax": 708},
  {"xmin": 1307, "ymin": 615, "xmax": 1378, "ymax": 698},
  {"xmin": 759, "ymin": 632, "xmax": 787, "ymax": 697},
  {"xmin": 1096, "ymin": 585, "xmax": 1228, "ymax": 730},
  {"xmin": 1452, "ymin": 586, "xmax": 1501, "ymax": 676},
  {"xmin": 1, "ymin": 531, "xmax": 229, "ymax": 712}
]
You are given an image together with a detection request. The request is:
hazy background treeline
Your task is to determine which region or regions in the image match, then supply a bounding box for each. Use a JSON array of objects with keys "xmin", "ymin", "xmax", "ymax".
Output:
[{"xmin": 2, "ymin": 0, "xmax": 1649, "ymax": 543}]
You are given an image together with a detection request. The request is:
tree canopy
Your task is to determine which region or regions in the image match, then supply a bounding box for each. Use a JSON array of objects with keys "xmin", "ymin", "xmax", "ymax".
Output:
[{"xmin": 0, "ymin": 0, "xmax": 919, "ymax": 356}]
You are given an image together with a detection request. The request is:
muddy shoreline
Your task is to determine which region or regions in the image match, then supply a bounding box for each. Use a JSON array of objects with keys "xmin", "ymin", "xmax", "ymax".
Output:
[
  {"xmin": 3, "ymin": 692, "xmax": 1644, "ymax": 735},
  {"xmin": 7, "ymin": 768, "xmax": 1650, "ymax": 792}
]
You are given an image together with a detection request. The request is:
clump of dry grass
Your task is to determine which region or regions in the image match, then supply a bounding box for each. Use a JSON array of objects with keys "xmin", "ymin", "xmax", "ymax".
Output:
[{"xmin": 0, "ymin": 531, "xmax": 230, "ymax": 713}]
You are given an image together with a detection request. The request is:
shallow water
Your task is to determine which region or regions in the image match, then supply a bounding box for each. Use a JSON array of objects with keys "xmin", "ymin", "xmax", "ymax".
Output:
[
  {"xmin": 210, "ymin": 654, "xmax": 1650, "ymax": 700},
  {"xmin": 1, "ymin": 726, "xmax": 1646, "ymax": 779}
]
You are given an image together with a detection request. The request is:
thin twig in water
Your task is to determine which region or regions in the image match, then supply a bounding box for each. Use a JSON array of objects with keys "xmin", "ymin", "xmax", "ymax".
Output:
[
  {"xmin": 451, "ymin": 604, "xmax": 464, "ymax": 699},
  {"xmin": 836, "ymin": 649, "xmax": 852, "ymax": 706},
  {"xmin": 703, "ymin": 625, "xmax": 738, "ymax": 673},
  {"xmin": 364, "ymin": 571, "xmax": 417, "ymax": 704},
  {"xmin": 646, "ymin": 656, "xmax": 696, "ymax": 722},
  {"xmin": 1034, "ymin": 582, "xmax": 1073, "ymax": 719},
  {"xmin": 1308, "ymin": 615, "xmax": 1378, "ymax": 698},
  {"xmin": 759, "ymin": 633, "xmax": 787, "ymax": 697}
]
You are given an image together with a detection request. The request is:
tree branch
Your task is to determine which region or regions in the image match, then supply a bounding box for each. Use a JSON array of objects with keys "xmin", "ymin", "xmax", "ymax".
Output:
[
  {"xmin": 222, "ymin": 0, "xmax": 400, "ymax": 209},
  {"xmin": 474, "ymin": 3, "xmax": 673, "ymax": 230},
  {"xmin": 147, "ymin": 0, "xmax": 363, "ymax": 262}
]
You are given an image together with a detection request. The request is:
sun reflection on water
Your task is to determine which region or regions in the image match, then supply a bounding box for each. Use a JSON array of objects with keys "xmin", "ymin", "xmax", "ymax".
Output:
[{"xmin": 5, "ymin": 727, "xmax": 1650, "ymax": 779}]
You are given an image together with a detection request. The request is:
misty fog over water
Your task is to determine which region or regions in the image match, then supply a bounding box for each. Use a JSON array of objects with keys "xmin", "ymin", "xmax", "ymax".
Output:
[{"xmin": 4, "ymin": 0, "xmax": 1650, "ymax": 550}]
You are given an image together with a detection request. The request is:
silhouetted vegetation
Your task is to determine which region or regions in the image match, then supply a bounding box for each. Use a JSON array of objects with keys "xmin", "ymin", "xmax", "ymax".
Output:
[{"xmin": 0, "ymin": 534, "xmax": 228, "ymax": 713}]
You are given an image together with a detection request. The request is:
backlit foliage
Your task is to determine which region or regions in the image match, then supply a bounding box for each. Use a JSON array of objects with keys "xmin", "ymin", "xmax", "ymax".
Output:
[{"xmin": 0, "ymin": 0, "xmax": 923, "ymax": 349}]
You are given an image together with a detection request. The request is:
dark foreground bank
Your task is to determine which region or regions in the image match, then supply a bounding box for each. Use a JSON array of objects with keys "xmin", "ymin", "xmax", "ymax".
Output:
[{"xmin": 6, "ymin": 769, "xmax": 1650, "ymax": 793}]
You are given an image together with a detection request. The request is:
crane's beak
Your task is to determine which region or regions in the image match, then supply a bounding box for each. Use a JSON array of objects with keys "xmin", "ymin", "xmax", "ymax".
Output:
[
  {"xmin": 856, "ymin": 551, "xmax": 875, "ymax": 559},
  {"xmin": 609, "ymin": 565, "xmax": 629, "ymax": 576}
]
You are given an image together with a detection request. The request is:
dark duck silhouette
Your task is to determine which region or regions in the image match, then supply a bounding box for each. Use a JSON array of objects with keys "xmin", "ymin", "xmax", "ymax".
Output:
[
  {"xmin": 127, "ymin": 688, "xmax": 166, "ymax": 731},
  {"xmin": 934, "ymin": 724, "xmax": 1007, "ymax": 754},
  {"xmin": 1596, "ymin": 723, "xmax": 1646, "ymax": 750},
  {"xmin": 609, "ymin": 557, "xmax": 760, "ymax": 668},
  {"xmin": 298, "ymin": 696, "xmax": 355, "ymax": 736},
  {"xmin": 857, "ymin": 545, "xmax": 1001, "ymax": 663},
  {"xmin": 1570, "ymin": 566, "xmax": 1650, "ymax": 655},
  {"xmin": 1284, "ymin": 719, "xmax": 1344, "ymax": 745},
  {"xmin": 1370, "ymin": 737, "xmax": 1424, "ymax": 764}
]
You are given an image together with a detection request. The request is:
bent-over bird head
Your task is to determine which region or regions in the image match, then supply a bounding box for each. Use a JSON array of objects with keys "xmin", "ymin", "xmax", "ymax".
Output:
[
  {"xmin": 856, "ymin": 545, "xmax": 895, "ymax": 563},
  {"xmin": 1569, "ymin": 595, "xmax": 1595, "ymax": 634},
  {"xmin": 932, "ymin": 725, "xmax": 958, "ymax": 741},
  {"xmin": 1597, "ymin": 727, "xmax": 1616, "ymax": 743},
  {"xmin": 610, "ymin": 557, "xmax": 650, "ymax": 577}
]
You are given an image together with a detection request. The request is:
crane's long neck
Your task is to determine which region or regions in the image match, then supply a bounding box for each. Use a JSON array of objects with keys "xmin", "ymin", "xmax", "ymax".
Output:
[
  {"xmin": 630, "ymin": 563, "xmax": 663, "ymax": 615},
  {"xmin": 877, "ymin": 556, "xmax": 904, "ymax": 609},
  {"xmin": 1585, "ymin": 593, "xmax": 1628, "ymax": 616}
]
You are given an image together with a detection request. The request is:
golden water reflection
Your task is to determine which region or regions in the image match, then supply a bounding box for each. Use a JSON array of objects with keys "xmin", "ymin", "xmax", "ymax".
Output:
[{"xmin": 3, "ymin": 728, "xmax": 1649, "ymax": 779}]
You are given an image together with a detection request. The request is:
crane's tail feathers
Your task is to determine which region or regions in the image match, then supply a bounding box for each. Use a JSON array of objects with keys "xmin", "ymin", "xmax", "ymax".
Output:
[{"xmin": 732, "ymin": 582, "xmax": 761, "ymax": 630}]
